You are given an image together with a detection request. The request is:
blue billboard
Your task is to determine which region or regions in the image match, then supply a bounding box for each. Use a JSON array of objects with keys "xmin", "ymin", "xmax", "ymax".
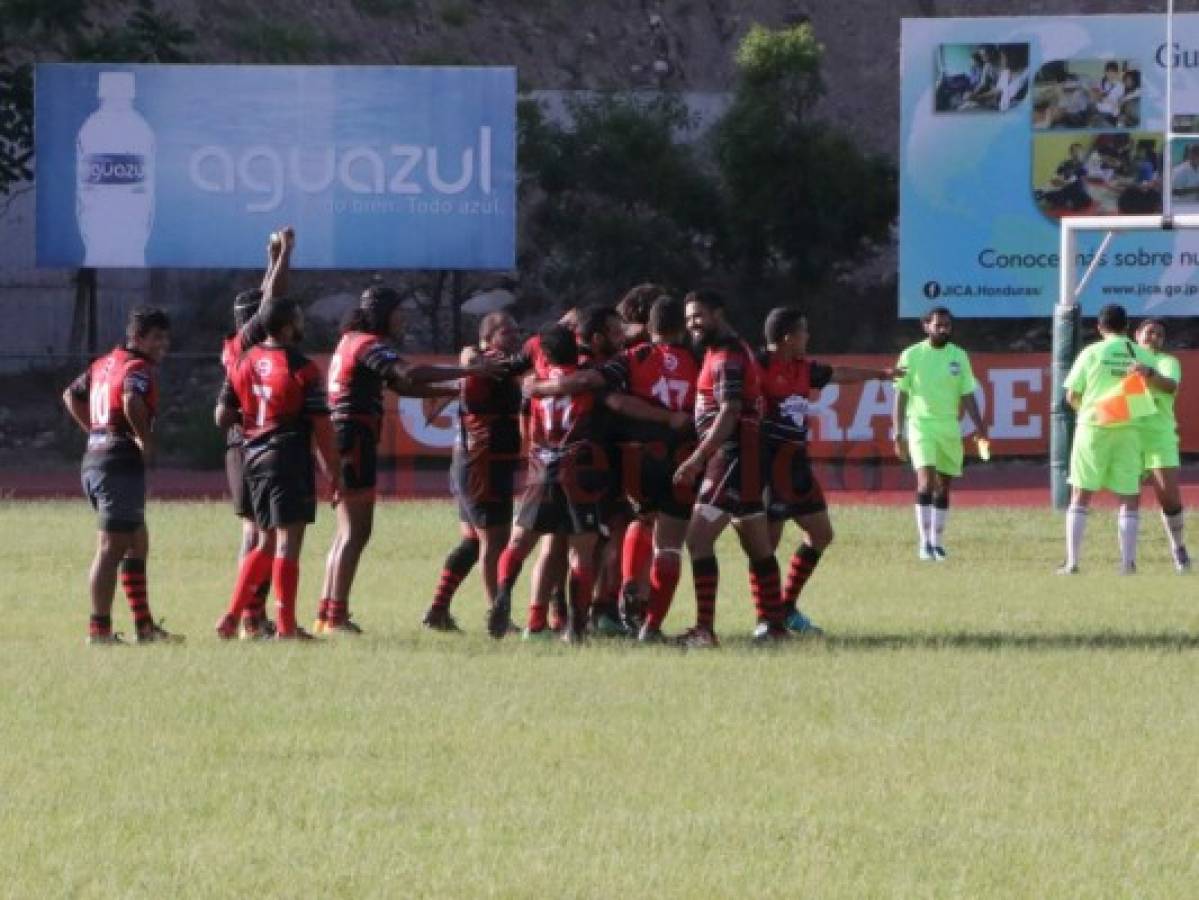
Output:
[
  {"xmin": 35, "ymin": 64, "xmax": 516, "ymax": 270},
  {"xmin": 902, "ymin": 14, "xmax": 1199, "ymax": 317}
]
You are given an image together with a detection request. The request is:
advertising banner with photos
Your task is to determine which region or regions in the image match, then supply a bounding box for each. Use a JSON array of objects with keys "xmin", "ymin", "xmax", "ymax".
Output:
[{"xmin": 902, "ymin": 14, "xmax": 1199, "ymax": 318}]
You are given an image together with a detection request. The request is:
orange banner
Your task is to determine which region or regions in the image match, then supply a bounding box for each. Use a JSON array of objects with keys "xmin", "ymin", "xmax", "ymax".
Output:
[{"xmin": 322, "ymin": 352, "xmax": 1196, "ymax": 460}]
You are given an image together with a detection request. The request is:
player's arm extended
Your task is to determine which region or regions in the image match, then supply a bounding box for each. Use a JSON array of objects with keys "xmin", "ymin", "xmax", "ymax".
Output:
[
  {"xmin": 389, "ymin": 357, "xmax": 502, "ymax": 392},
  {"xmin": 605, "ymin": 393, "xmax": 690, "ymax": 430},
  {"xmin": 831, "ymin": 365, "xmax": 903, "ymax": 384},
  {"xmin": 1132, "ymin": 364, "xmax": 1178, "ymax": 394},
  {"xmin": 674, "ymin": 400, "xmax": 740, "ymax": 486},
  {"xmin": 261, "ymin": 227, "xmax": 293, "ymax": 301},
  {"xmin": 62, "ymin": 381, "xmax": 90, "ymax": 434},
  {"xmin": 525, "ymin": 369, "xmax": 605, "ymax": 397},
  {"xmin": 123, "ymin": 391, "xmax": 155, "ymax": 465}
]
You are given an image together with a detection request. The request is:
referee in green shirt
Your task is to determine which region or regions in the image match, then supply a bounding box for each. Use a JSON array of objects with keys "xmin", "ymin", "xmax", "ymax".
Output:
[
  {"xmin": 1134, "ymin": 318, "xmax": 1189, "ymax": 572},
  {"xmin": 1059, "ymin": 304, "xmax": 1166, "ymax": 575},
  {"xmin": 892, "ymin": 307, "xmax": 988, "ymax": 561}
]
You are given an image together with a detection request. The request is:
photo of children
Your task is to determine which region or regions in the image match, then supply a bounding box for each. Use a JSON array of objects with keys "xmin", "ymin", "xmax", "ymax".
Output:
[
  {"xmin": 935, "ymin": 43, "xmax": 1030, "ymax": 113},
  {"xmin": 1032, "ymin": 132, "xmax": 1163, "ymax": 217},
  {"xmin": 1169, "ymin": 140, "xmax": 1199, "ymax": 212},
  {"xmin": 1032, "ymin": 59, "xmax": 1141, "ymax": 129}
]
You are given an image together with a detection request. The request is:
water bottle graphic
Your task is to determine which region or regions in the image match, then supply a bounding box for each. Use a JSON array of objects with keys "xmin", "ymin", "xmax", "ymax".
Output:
[{"xmin": 75, "ymin": 72, "xmax": 155, "ymax": 267}]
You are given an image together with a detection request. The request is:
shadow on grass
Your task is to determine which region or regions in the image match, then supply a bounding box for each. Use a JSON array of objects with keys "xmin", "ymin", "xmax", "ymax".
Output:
[{"xmin": 786, "ymin": 632, "xmax": 1199, "ymax": 652}]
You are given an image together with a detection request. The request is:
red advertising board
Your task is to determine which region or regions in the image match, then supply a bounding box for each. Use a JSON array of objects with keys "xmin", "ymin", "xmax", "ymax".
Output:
[{"xmin": 345, "ymin": 352, "xmax": 1197, "ymax": 460}]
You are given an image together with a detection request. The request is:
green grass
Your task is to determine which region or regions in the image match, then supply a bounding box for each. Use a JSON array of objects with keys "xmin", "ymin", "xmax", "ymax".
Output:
[{"xmin": 1, "ymin": 500, "xmax": 1197, "ymax": 897}]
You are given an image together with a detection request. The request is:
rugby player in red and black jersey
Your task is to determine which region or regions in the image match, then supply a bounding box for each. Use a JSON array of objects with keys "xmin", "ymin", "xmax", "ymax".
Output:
[
  {"xmin": 63, "ymin": 306, "xmax": 181, "ymax": 644},
  {"xmin": 758, "ymin": 306, "xmax": 900, "ymax": 636},
  {"xmin": 489, "ymin": 324, "xmax": 685, "ymax": 641},
  {"xmin": 216, "ymin": 228, "xmax": 292, "ymax": 637},
  {"xmin": 612, "ymin": 284, "xmax": 667, "ymax": 627},
  {"xmin": 671, "ymin": 289, "xmax": 787, "ymax": 646},
  {"xmin": 526, "ymin": 295, "xmax": 698, "ymax": 642},
  {"xmin": 215, "ymin": 296, "xmax": 340, "ymax": 640},
  {"xmin": 423, "ymin": 310, "xmax": 523, "ymax": 632},
  {"xmin": 316, "ymin": 286, "xmax": 496, "ymax": 635}
]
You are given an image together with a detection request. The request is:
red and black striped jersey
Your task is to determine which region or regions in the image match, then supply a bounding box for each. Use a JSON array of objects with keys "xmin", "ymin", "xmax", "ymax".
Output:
[
  {"xmin": 328, "ymin": 331, "xmax": 401, "ymax": 423},
  {"xmin": 694, "ymin": 336, "xmax": 763, "ymax": 446},
  {"xmin": 602, "ymin": 341, "xmax": 700, "ymax": 412},
  {"xmin": 221, "ymin": 334, "xmax": 246, "ymax": 448},
  {"xmin": 68, "ymin": 346, "xmax": 158, "ymax": 470},
  {"xmin": 756, "ymin": 351, "xmax": 834, "ymax": 446},
  {"xmin": 526, "ymin": 361, "xmax": 600, "ymax": 485},
  {"xmin": 221, "ymin": 344, "xmax": 329, "ymax": 450},
  {"xmin": 457, "ymin": 346, "xmax": 523, "ymax": 465}
]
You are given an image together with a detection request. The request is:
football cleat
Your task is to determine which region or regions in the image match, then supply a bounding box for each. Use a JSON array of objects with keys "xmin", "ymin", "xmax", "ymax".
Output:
[
  {"xmin": 325, "ymin": 617, "xmax": 363, "ymax": 636},
  {"xmin": 215, "ymin": 614, "xmax": 240, "ymax": 641},
  {"xmin": 136, "ymin": 621, "xmax": 185, "ymax": 644},
  {"xmin": 637, "ymin": 623, "xmax": 667, "ymax": 644},
  {"xmin": 1174, "ymin": 547, "xmax": 1192, "ymax": 574},
  {"xmin": 619, "ymin": 584, "xmax": 647, "ymax": 633},
  {"xmin": 521, "ymin": 626, "xmax": 555, "ymax": 642},
  {"xmin": 918, "ymin": 544, "xmax": 935, "ymax": 561},
  {"xmin": 784, "ymin": 608, "xmax": 825, "ymax": 637},
  {"xmin": 590, "ymin": 610, "xmax": 629, "ymax": 638},
  {"xmin": 677, "ymin": 627, "xmax": 719, "ymax": 649},
  {"xmin": 561, "ymin": 625, "xmax": 588, "ymax": 645},
  {"xmin": 931, "ymin": 546, "xmax": 948, "ymax": 561},
  {"xmin": 276, "ymin": 626, "xmax": 315, "ymax": 641},
  {"xmin": 87, "ymin": 631, "xmax": 126, "ymax": 646},
  {"xmin": 422, "ymin": 606, "xmax": 462, "ymax": 633},
  {"xmin": 751, "ymin": 621, "xmax": 792, "ymax": 644},
  {"xmin": 487, "ymin": 591, "xmax": 512, "ymax": 639},
  {"xmin": 1055, "ymin": 562, "xmax": 1079, "ymax": 576}
]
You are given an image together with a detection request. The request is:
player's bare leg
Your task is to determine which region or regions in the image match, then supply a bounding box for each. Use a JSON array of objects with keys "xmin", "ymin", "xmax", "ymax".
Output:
[
  {"xmin": 88, "ymin": 529, "xmax": 132, "ymax": 643},
  {"xmin": 1148, "ymin": 467, "xmax": 1190, "ymax": 572},
  {"xmin": 317, "ymin": 492, "xmax": 373, "ymax": 633},
  {"xmin": 564, "ymin": 532, "xmax": 600, "ymax": 642},
  {"xmin": 423, "ymin": 522, "xmax": 481, "ymax": 633},
  {"xmin": 491, "ymin": 525, "xmax": 542, "ymax": 638},
  {"xmin": 528, "ymin": 533, "xmax": 568, "ymax": 636},
  {"xmin": 639, "ymin": 513, "xmax": 687, "ymax": 642}
]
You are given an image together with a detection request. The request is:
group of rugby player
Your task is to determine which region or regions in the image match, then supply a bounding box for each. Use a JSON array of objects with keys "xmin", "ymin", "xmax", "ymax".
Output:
[{"xmin": 63, "ymin": 226, "xmax": 1187, "ymax": 646}]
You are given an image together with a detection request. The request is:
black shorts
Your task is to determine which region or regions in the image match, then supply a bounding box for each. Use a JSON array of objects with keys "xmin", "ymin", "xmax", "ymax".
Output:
[
  {"xmin": 81, "ymin": 465, "xmax": 145, "ymax": 533},
  {"xmin": 697, "ymin": 446, "xmax": 766, "ymax": 519},
  {"xmin": 451, "ymin": 452, "xmax": 516, "ymax": 529},
  {"xmin": 335, "ymin": 418, "xmax": 379, "ymax": 494},
  {"xmin": 621, "ymin": 440, "xmax": 694, "ymax": 521},
  {"xmin": 245, "ymin": 446, "xmax": 316, "ymax": 530},
  {"xmin": 765, "ymin": 443, "xmax": 828, "ymax": 521},
  {"xmin": 515, "ymin": 481, "xmax": 601, "ymax": 535},
  {"xmin": 225, "ymin": 444, "xmax": 254, "ymax": 519}
]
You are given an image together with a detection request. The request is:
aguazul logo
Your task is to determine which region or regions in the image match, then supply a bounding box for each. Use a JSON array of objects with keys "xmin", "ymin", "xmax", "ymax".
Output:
[{"xmin": 81, "ymin": 153, "xmax": 147, "ymax": 186}]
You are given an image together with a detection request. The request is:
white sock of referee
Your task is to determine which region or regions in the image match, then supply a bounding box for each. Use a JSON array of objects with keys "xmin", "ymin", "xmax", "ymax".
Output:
[
  {"xmin": 1065, "ymin": 505, "xmax": 1088, "ymax": 569},
  {"xmin": 1117, "ymin": 506, "xmax": 1139, "ymax": 569}
]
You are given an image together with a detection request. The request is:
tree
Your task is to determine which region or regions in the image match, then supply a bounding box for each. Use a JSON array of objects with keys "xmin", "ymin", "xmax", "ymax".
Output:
[
  {"xmin": 518, "ymin": 93, "xmax": 724, "ymax": 304},
  {"xmin": 713, "ymin": 23, "xmax": 896, "ymax": 318}
]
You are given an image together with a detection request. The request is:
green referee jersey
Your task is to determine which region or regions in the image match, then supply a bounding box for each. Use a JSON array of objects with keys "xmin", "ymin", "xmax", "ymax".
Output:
[
  {"xmin": 1063, "ymin": 334, "xmax": 1155, "ymax": 429},
  {"xmin": 1137, "ymin": 347, "xmax": 1181, "ymax": 437},
  {"xmin": 895, "ymin": 340, "xmax": 977, "ymax": 426}
]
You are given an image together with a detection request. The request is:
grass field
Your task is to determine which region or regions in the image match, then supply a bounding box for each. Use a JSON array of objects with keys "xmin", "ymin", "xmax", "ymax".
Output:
[{"xmin": 0, "ymin": 499, "xmax": 1197, "ymax": 898}]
